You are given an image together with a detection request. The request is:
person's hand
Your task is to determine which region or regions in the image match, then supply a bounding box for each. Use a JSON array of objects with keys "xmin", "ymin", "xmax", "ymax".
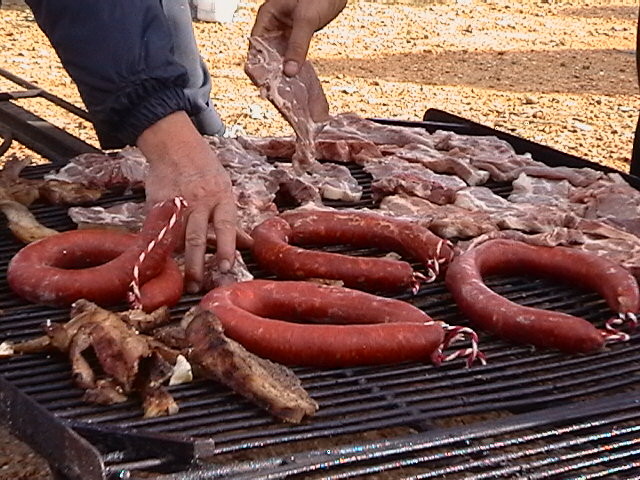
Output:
[
  {"xmin": 137, "ymin": 111, "xmax": 237, "ymax": 293},
  {"xmin": 251, "ymin": 0, "xmax": 347, "ymax": 77}
]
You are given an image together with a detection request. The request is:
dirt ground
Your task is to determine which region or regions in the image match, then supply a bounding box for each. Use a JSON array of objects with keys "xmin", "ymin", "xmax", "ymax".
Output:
[
  {"xmin": 1, "ymin": 0, "xmax": 639, "ymax": 170},
  {"xmin": 0, "ymin": 0, "xmax": 638, "ymax": 477}
]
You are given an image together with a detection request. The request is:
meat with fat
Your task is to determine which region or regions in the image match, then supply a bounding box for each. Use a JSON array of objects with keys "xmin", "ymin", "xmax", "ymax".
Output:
[
  {"xmin": 364, "ymin": 157, "xmax": 467, "ymax": 204},
  {"xmin": 44, "ymin": 147, "xmax": 148, "ymax": 190},
  {"xmin": 245, "ymin": 34, "xmax": 329, "ymax": 173},
  {"xmin": 378, "ymin": 194, "xmax": 497, "ymax": 239}
]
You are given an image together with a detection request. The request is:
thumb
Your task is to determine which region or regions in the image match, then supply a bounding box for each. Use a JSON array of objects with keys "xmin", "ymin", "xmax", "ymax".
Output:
[{"xmin": 283, "ymin": 21, "xmax": 315, "ymax": 77}]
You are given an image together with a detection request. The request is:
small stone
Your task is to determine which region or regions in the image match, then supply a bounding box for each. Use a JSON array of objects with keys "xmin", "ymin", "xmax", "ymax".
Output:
[{"xmin": 573, "ymin": 121, "xmax": 593, "ymax": 132}]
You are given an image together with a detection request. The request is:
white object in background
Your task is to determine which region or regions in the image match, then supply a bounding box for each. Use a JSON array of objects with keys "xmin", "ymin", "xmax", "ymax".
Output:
[{"xmin": 195, "ymin": 0, "xmax": 240, "ymax": 23}]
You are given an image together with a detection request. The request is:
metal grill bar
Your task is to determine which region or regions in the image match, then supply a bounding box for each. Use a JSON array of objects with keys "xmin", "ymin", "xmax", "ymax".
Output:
[
  {"xmin": 125, "ymin": 394, "xmax": 640, "ymax": 479},
  {"xmin": 0, "ymin": 67, "xmax": 100, "ymax": 163}
]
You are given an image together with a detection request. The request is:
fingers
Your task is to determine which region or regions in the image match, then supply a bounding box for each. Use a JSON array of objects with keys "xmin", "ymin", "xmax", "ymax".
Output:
[
  {"xmin": 283, "ymin": 17, "xmax": 315, "ymax": 76},
  {"xmin": 251, "ymin": 2, "xmax": 282, "ymax": 37},
  {"xmin": 183, "ymin": 207, "xmax": 210, "ymax": 293},
  {"xmin": 212, "ymin": 200, "xmax": 238, "ymax": 273}
]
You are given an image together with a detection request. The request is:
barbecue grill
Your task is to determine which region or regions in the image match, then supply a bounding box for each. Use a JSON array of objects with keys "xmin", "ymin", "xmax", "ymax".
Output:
[{"xmin": 1, "ymin": 70, "xmax": 640, "ymax": 480}]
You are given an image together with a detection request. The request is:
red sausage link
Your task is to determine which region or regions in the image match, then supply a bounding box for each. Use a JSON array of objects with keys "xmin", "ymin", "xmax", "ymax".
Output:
[
  {"xmin": 251, "ymin": 210, "xmax": 453, "ymax": 293},
  {"xmin": 200, "ymin": 279, "xmax": 445, "ymax": 367},
  {"xmin": 445, "ymin": 239, "xmax": 640, "ymax": 353},
  {"xmin": 139, "ymin": 258, "xmax": 184, "ymax": 312},
  {"xmin": 7, "ymin": 199, "xmax": 184, "ymax": 311}
]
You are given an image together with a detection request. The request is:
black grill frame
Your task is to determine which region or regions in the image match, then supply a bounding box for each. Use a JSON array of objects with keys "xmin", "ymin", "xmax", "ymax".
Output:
[{"xmin": 1, "ymin": 94, "xmax": 640, "ymax": 479}]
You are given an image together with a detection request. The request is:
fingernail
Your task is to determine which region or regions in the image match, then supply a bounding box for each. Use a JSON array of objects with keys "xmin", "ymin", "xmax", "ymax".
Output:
[
  {"xmin": 186, "ymin": 281, "xmax": 200, "ymax": 294},
  {"xmin": 219, "ymin": 259, "xmax": 231, "ymax": 273},
  {"xmin": 284, "ymin": 60, "xmax": 299, "ymax": 77}
]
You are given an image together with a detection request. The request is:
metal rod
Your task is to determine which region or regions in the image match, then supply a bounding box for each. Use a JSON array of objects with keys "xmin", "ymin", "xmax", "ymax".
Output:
[{"xmin": 0, "ymin": 67, "xmax": 91, "ymax": 121}]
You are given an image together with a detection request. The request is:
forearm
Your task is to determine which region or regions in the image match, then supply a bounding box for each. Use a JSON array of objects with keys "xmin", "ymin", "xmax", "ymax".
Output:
[
  {"xmin": 26, "ymin": 0, "xmax": 193, "ymax": 149},
  {"xmin": 137, "ymin": 112, "xmax": 213, "ymax": 173}
]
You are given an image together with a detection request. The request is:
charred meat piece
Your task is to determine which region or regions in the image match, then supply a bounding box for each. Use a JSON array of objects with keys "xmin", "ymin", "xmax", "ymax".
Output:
[
  {"xmin": 1, "ymin": 156, "xmax": 103, "ymax": 205},
  {"xmin": 38, "ymin": 179, "xmax": 103, "ymax": 205},
  {"xmin": 184, "ymin": 307, "xmax": 318, "ymax": 423},
  {"xmin": 0, "ymin": 188, "xmax": 59, "ymax": 243},
  {"xmin": 4, "ymin": 300, "xmax": 183, "ymax": 417}
]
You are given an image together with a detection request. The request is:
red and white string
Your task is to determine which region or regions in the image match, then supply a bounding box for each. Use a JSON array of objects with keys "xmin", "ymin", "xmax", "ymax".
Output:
[
  {"xmin": 128, "ymin": 197, "xmax": 187, "ymax": 309},
  {"xmin": 602, "ymin": 311, "xmax": 638, "ymax": 344},
  {"xmin": 429, "ymin": 322, "xmax": 487, "ymax": 368},
  {"xmin": 417, "ymin": 239, "xmax": 455, "ymax": 290}
]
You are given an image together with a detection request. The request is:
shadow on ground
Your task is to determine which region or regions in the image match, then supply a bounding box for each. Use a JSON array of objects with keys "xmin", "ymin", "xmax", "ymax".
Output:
[
  {"xmin": 559, "ymin": 5, "xmax": 637, "ymax": 20},
  {"xmin": 316, "ymin": 48, "xmax": 638, "ymax": 96}
]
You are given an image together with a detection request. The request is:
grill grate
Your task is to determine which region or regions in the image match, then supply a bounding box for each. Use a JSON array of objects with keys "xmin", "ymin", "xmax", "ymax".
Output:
[
  {"xmin": 171, "ymin": 393, "xmax": 639, "ymax": 480},
  {"xmin": 1, "ymin": 116, "xmax": 640, "ymax": 479}
]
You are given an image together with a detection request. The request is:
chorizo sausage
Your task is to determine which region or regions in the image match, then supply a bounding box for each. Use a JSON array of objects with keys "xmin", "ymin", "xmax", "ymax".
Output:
[
  {"xmin": 7, "ymin": 198, "xmax": 184, "ymax": 311},
  {"xmin": 137, "ymin": 257, "xmax": 184, "ymax": 313},
  {"xmin": 251, "ymin": 210, "xmax": 453, "ymax": 293},
  {"xmin": 445, "ymin": 239, "xmax": 640, "ymax": 353},
  {"xmin": 200, "ymin": 279, "xmax": 446, "ymax": 367}
]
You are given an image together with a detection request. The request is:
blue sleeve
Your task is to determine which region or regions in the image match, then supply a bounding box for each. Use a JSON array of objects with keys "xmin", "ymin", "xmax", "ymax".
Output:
[{"xmin": 25, "ymin": 0, "xmax": 198, "ymax": 149}]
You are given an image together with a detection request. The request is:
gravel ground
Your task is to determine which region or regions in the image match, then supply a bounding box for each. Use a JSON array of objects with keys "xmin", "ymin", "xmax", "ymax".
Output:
[{"xmin": 0, "ymin": 0, "xmax": 638, "ymax": 477}]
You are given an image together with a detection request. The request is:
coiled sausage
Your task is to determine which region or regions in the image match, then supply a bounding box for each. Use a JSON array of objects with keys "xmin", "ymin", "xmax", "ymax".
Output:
[
  {"xmin": 200, "ymin": 279, "xmax": 446, "ymax": 367},
  {"xmin": 251, "ymin": 210, "xmax": 453, "ymax": 293},
  {"xmin": 445, "ymin": 239, "xmax": 640, "ymax": 353},
  {"xmin": 7, "ymin": 199, "xmax": 184, "ymax": 311}
]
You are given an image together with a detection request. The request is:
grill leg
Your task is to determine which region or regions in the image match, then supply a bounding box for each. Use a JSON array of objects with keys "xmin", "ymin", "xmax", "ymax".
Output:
[{"xmin": 631, "ymin": 115, "xmax": 640, "ymax": 177}]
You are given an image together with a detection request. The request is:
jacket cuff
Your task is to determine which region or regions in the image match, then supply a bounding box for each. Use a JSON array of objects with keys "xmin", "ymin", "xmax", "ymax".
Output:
[{"xmin": 93, "ymin": 83, "xmax": 193, "ymax": 150}]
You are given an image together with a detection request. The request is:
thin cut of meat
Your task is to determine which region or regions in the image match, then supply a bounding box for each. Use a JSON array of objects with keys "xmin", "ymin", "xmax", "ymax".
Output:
[
  {"xmin": 268, "ymin": 166, "xmax": 322, "ymax": 205},
  {"xmin": 520, "ymin": 165, "xmax": 606, "ymax": 187},
  {"xmin": 458, "ymin": 184, "xmax": 637, "ymax": 242},
  {"xmin": 454, "ymin": 186, "xmax": 576, "ymax": 232},
  {"xmin": 245, "ymin": 34, "xmax": 329, "ymax": 173},
  {"xmin": 216, "ymin": 136, "xmax": 360, "ymax": 206},
  {"xmin": 272, "ymin": 162, "xmax": 362, "ymax": 203},
  {"xmin": 175, "ymin": 252, "xmax": 254, "ymax": 292},
  {"xmin": 237, "ymin": 135, "xmax": 297, "ymax": 160},
  {"xmin": 322, "ymin": 113, "xmax": 436, "ymax": 149},
  {"xmin": 364, "ymin": 157, "xmax": 467, "ymax": 204},
  {"xmin": 432, "ymin": 130, "xmax": 607, "ymax": 187},
  {"xmin": 68, "ymin": 201, "xmax": 146, "ymax": 232},
  {"xmin": 432, "ymin": 131, "xmax": 544, "ymax": 182},
  {"xmin": 457, "ymin": 229, "xmax": 589, "ymax": 253},
  {"xmin": 379, "ymin": 144, "xmax": 490, "ymax": 186},
  {"xmin": 210, "ymin": 136, "xmax": 281, "ymax": 232},
  {"xmin": 569, "ymin": 174, "xmax": 640, "ymax": 236},
  {"xmin": 508, "ymin": 173, "xmax": 586, "ymax": 213},
  {"xmin": 378, "ymin": 194, "xmax": 497, "ymax": 239},
  {"xmin": 237, "ymin": 134, "xmax": 382, "ymax": 164},
  {"xmin": 45, "ymin": 147, "xmax": 148, "ymax": 190}
]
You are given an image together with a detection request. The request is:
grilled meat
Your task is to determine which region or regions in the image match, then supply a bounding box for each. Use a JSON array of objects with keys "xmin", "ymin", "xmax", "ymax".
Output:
[{"xmin": 183, "ymin": 307, "xmax": 318, "ymax": 423}]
